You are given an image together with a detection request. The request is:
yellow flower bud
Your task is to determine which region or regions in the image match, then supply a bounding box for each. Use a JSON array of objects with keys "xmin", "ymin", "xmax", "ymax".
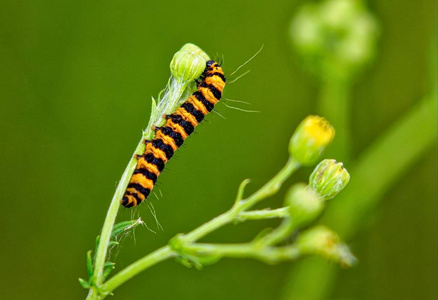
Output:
[
  {"xmin": 309, "ymin": 159, "xmax": 350, "ymax": 200},
  {"xmin": 170, "ymin": 43, "xmax": 210, "ymax": 83},
  {"xmin": 289, "ymin": 116, "xmax": 335, "ymax": 166}
]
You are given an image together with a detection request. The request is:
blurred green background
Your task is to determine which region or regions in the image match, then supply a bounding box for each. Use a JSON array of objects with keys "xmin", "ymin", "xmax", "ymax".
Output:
[{"xmin": 0, "ymin": 0, "xmax": 436, "ymax": 299}]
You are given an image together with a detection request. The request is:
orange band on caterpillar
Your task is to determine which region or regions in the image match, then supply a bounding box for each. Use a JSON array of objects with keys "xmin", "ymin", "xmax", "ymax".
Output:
[{"xmin": 121, "ymin": 60, "xmax": 226, "ymax": 207}]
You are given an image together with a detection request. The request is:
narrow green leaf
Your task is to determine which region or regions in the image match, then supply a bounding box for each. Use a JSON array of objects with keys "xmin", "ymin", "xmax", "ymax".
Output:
[
  {"xmin": 104, "ymin": 261, "xmax": 116, "ymax": 268},
  {"xmin": 111, "ymin": 219, "xmax": 140, "ymax": 238},
  {"xmin": 108, "ymin": 241, "xmax": 119, "ymax": 248},
  {"xmin": 235, "ymin": 179, "xmax": 251, "ymax": 204},
  {"xmin": 150, "ymin": 96, "xmax": 157, "ymax": 117},
  {"xmin": 78, "ymin": 278, "xmax": 90, "ymax": 289},
  {"xmin": 94, "ymin": 235, "xmax": 100, "ymax": 253},
  {"xmin": 103, "ymin": 267, "xmax": 114, "ymax": 281},
  {"xmin": 103, "ymin": 262, "xmax": 116, "ymax": 281},
  {"xmin": 86, "ymin": 250, "xmax": 94, "ymax": 279}
]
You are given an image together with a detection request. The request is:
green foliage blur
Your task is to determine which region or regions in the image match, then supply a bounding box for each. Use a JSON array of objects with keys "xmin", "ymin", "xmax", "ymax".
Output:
[{"xmin": 0, "ymin": 0, "xmax": 436, "ymax": 299}]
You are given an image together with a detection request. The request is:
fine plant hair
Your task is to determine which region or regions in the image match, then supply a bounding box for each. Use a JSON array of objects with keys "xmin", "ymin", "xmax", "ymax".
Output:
[{"xmin": 81, "ymin": 43, "xmax": 354, "ymax": 300}]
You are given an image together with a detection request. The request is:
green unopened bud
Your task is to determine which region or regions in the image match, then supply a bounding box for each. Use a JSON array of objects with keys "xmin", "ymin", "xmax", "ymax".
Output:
[
  {"xmin": 290, "ymin": 0, "xmax": 379, "ymax": 80},
  {"xmin": 309, "ymin": 159, "xmax": 350, "ymax": 200},
  {"xmin": 295, "ymin": 225, "xmax": 356, "ymax": 267},
  {"xmin": 285, "ymin": 183, "xmax": 324, "ymax": 228},
  {"xmin": 289, "ymin": 115, "xmax": 335, "ymax": 166},
  {"xmin": 170, "ymin": 43, "xmax": 210, "ymax": 83}
]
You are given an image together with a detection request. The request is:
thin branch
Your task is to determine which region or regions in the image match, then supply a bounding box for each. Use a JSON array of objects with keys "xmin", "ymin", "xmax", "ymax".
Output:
[
  {"xmin": 184, "ymin": 243, "xmax": 301, "ymax": 264},
  {"xmin": 237, "ymin": 207, "xmax": 289, "ymax": 220}
]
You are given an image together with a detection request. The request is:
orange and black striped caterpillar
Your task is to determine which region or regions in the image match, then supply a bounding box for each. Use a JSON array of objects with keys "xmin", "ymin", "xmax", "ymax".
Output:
[{"xmin": 121, "ymin": 60, "xmax": 226, "ymax": 207}]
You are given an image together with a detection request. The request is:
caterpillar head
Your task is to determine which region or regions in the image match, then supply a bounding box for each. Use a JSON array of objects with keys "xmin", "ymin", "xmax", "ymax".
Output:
[
  {"xmin": 206, "ymin": 60, "xmax": 216, "ymax": 67},
  {"xmin": 204, "ymin": 60, "xmax": 222, "ymax": 75}
]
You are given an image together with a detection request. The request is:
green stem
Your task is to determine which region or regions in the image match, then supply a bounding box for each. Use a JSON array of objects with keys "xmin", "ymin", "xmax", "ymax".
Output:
[
  {"xmin": 91, "ymin": 157, "xmax": 300, "ymax": 298},
  {"xmin": 185, "ymin": 243, "xmax": 301, "ymax": 264},
  {"xmin": 182, "ymin": 209, "xmax": 236, "ymax": 242},
  {"xmin": 281, "ymin": 257, "xmax": 337, "ymax": 300},
  {"xmin": 238, "ymin": 207, "xmax": 289, "ymax": 220},
  {"xmin": 240, "ymin": 158, "xmax": 300, "ymax": 211},
  {"xmin": 102, "ymin": 246, "xmax": 175, "ymax": 295},
  {"xmin": 183, "ymin": 158, "xmax": 300, "ymax": 242},
  {"xmin": 318, "ymin": 78, "xmax": 351, "ymax": 162},
  {"xmin": 256, "ymin": 219, "xmax": 294, "ymax": 247},
  {"xmin": 323, "ymin": 93, "xmax": 437, "ymax": 238},
  {"xmin": 281, "ymin": 93, "xmax": 437, "ymax": 300},
  {"xmin": 90, "ymin": 76, "xmax": 191, "ymax": 294},
  {"xmin": 92, "ymin": 139, "xmax": 145, "ymax": 287}
]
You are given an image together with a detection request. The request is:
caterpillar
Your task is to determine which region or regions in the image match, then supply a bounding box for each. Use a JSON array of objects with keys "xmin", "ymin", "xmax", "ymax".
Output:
[{"xmin": 121, "ymin": 60, "xmax": 226, "ymax": 208}]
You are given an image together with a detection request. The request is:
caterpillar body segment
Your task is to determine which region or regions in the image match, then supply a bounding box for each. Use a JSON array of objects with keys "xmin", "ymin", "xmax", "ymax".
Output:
[{"xmin": 121, "ymin": 60, "xmax": 225, "ymax": 208}]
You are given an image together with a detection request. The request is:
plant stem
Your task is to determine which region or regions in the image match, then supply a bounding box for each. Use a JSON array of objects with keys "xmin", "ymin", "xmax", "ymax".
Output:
[
  {"xmin": 92, "ymin": 139, "xmax": 145, "ymax": 287},
  {"xmin": 323, "ymin": 93, "xmax": 437, "ymax": 238},
  {"xmin": 185, "ymin": 243, "xmax": 301, "ymax": 263},
  {"xmin": 238, "ymin": 207, "xmax": 289, "ymax": 220},
  {"xmin": 318, "ymin": 78, "xmax": 351, "ymax": 162},
  {"xmin": 91, "ymin": 76, "xmax": 191, "ymax": 293},
  {"xmin": 101, "ymin": 246, "xmax": 175, "ymax": 295},
  {"xmin": 182, "ymin": 209, "xmax": 237, "ymax": 242},
  {"xmin": 91, "ymin": 158, "xmax": 300, "ymax": 298},
  {"xmin": 240, "ymin": 158, "xmax": 300, "ymax": 211},
  {"xmin": 183, "ymin": 158, "xmax": 300, "ymax": 242},
  {"xmin": 256, "ymin": 219, "xmax": 294, "ymax": 246},
  {"xmin": 281, "ymin": 93, "xmax": 437, "ymax": 300}
]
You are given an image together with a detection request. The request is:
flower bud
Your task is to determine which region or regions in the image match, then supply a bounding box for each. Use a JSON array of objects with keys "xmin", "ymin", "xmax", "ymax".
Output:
[
  {"xmin": 295, "ymin": 225, "xmax": 356, "ymax": 267},
  {"xmin": 290, "ymin": 0, "xmax": 379, "ymax": 80},
  {"xmin": 170, "ymin": 43, "xmax": 210, "ymax": 83},
  {"xmin": 309, "ymin": 159, "xmax": 350, "ymax": 200},
  {"xmin": 289, "ymin": 115, "xmax": 335, "ymax": 166},
  {"xmin": 285, "ymin": 183, "xmax": 324, "ymax": 228}
]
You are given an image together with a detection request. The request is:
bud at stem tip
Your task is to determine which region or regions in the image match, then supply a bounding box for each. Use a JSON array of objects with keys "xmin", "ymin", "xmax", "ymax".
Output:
[
  {"xmin": 309, "ymin": 159, "xmax": 350, "ymax": 200},
  {"xmin": 170, "ymin": 43, "xmax": 210, "ymax": 83},
  {"xmin": 285, "ymin": 183, "xmax": 324, "ymax": 228},
  {"xmin": 289, "ymin": 115, "xmax": 335, "ymax": 166}
]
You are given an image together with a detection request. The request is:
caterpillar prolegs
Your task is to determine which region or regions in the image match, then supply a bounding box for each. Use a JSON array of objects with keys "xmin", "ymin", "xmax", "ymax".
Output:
[{"xmin": 121, "ymin": 60, "xmax": 226, "ymax": 208}]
